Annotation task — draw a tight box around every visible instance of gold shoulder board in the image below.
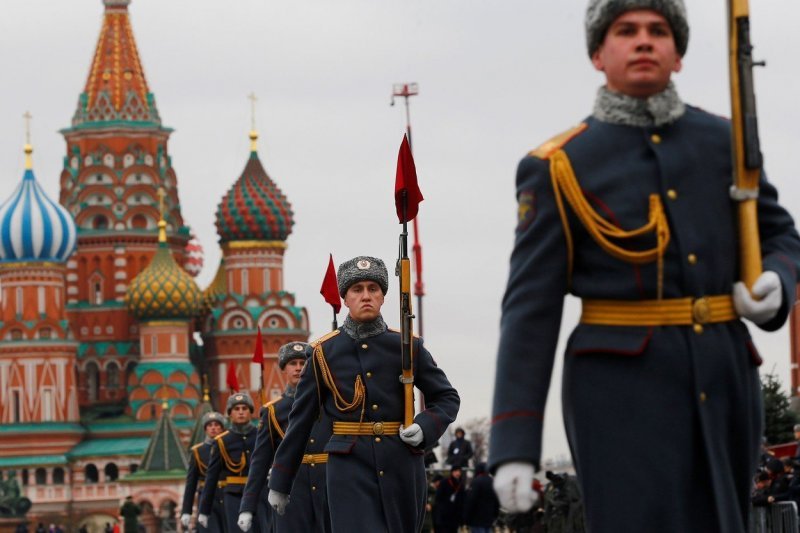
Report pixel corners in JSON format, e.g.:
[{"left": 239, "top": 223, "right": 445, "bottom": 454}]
[
  {"left": 191, "top": 442, "right": 204, "bottom": 451},
  {"left": 528, "top": 123, "right": 588, "bottom": 160},
  {"left": 311, "top": 329, "right": 341, "bottom": 347}
]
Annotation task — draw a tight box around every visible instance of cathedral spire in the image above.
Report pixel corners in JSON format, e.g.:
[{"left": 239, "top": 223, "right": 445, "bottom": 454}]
[{"left": 68, "top": 0, "right": 161, "bottom": 128}]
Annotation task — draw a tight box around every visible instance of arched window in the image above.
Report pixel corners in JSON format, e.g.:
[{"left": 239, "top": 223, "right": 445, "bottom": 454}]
[
  {"left": 84, "top": 464, "right": 99, "bottom": 483},
  {"left": 130, "top": 463, "right": 139, "bottom": 474},
  {"left": 86, "top": 362, "right": 100, "bottom": 401},
  {"left": 53, "top": 467, "right": 65, "bottom": 485},
  {"left": 93, "top": 215, "right": 108, "bottom": 230},
  {"left": 107, "top": 363, "right": 120, "bottom": 390},
  {"left": 21, "top": 469, "right": 28, "bottom": 486},
  {"left": 104, "top": 463, "right": 118, "bottom": 482},
  {"left": 131, "top": 214, "right": 148, "bottom": 229},
  {"left": 35, "top": 468, "right": 47, "bottom": 485}
]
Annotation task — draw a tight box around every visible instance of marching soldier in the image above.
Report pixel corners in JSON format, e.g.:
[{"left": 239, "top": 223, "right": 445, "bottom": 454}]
[
  {"left": 238, "top": 341, "right": 332, "bottom": 532},
  {"left": 267, "top": 256, "right": 460, "bottom": 532},
  {"left": 489, "top": 1, "right": 800, "bottom": 531},
  {"left": 198, "top": 394, "right": 258, "bottom": 533},
  {"left": 181, "top": 411, "right": 226, "bottom": 532}
]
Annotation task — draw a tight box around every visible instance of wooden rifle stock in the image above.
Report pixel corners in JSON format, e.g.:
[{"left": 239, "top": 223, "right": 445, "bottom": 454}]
[{"left": 729, "top": 0, "right": 765, "bottom": 290}]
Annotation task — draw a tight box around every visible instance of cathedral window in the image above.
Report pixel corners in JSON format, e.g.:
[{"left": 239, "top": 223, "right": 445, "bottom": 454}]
[
  {"left": 86, "top": 362, "right": 99, "bottom": 402},
  {"left": 10, "top": 329, "right": 22, "bottom": 341},
  {"left": 11, "top": 390, "right": 21, "bottom": 422},
  {"left": 34, "top": 468, "right": 46, "bottom": 485},
  {"left": 39, "top": 328, "right": 52, "bottom": 340},
  {"left": 107, "top": 363, "right": 120, "bottom": 390},
  {"left": 241, "top": 269, "right": 249, "bottom": 294},
  {"left": 84, "top": 464, "right": 98, "bottom": 484},
  {"left": 37, "top": 286, "right": 45, "bottom": 315},
  {"left": 15, "top": 287, "right": 22, "bottom": 316},
  {"left": 53, "top": 468, "right": 65, "bottom": 485},
  {"left": 92, "top": 215, "right": 108, "bottom": 230},
  {"left": 104, "top": 463, "right": 119, "bottom": 482}
]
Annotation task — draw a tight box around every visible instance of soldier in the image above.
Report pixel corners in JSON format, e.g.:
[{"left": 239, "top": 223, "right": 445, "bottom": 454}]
[
  {"left": 238, "top": 341, "right": 332, "bottom": 532},
  {"left": 267, "top": 256, "right": 460, "bottom": 532},
  {"left": 181, "top": 411, "right": 226, "bottom": 532},
  {"left": 198, "top": 393, "right": 258, "bottom": 533},
  {"left": 489, "top": 1, "right": 800, "bottom": 531}
]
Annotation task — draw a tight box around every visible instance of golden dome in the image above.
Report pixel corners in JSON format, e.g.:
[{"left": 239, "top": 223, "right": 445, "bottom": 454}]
[{"left": 201, "top": 258, "right": 227, "bottom": 315}]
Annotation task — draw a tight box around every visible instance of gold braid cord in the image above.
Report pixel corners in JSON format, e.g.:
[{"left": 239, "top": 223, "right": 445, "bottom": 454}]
[
  {"left": 268, "top": 403, "right": 285, "bottom": 440},
  {"left": 216, "top": 436, "right": 246, "bottom": 475},
  {"left": 313, "top": 344, "right": 366, "bottom": 421},
  {"left": 191, "top": 444, "right": 207, "bottom": 476},
  {"left": 550, "top": 149, "right": 671, "bottom": 299}
]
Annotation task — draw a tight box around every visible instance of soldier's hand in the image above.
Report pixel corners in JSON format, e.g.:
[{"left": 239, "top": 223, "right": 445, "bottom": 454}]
[
  {"left": 237, "top": 512, "right": 253, "bottom": 531},
  {"left": 197, "top": 514, "right": 209, "bottom": 528},
  {"left": 179, "top": 514, "right": 191, "bottom": 528},
  {"left": 494, "top": 461, "right": 537, "bottom": 513},
  {"left": 268, "top": 490, "right": 290, "bottom": 515},
  {"left": 399, "top": 423, "right": 424, "bottom": 447},
  {"left": 733, "top": 271, "right": 782, "bottom": 325}
]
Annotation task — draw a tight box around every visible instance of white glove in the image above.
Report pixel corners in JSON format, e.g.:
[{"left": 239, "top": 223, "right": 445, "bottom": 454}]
[
  {"left": 237, "top": 512, "right": 252, "bottom": 532},
  {"left": 268, "top": 490, "right": 290, "bottom": 515},
  {"left": 733, "top": 271, "right": 782, "bottom": 325},
  {"left": 399, "top": 423, "right": 424, "bottom": 447},
  {"left": 180, "top": 514, "right": 191, "bottom": 528},
  {"left": 197, "top": 514, "right": 209, "bottom": 528},
  {"left": 494, "top": 461, "right": 537, "bottom": 513}
]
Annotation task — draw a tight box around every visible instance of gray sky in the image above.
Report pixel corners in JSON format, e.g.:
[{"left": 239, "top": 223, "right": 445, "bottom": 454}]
[{"left": 1, "top": 0, "right": 798, "bottom": 462}]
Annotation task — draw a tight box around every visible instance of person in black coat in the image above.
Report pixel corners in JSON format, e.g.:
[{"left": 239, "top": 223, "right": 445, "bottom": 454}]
[
  {"left": 446, "top": 427, "right": 474, "bottom": 469},
  {"left": 463, "top": 463, "right": 500, "bottom": 533},
  {"left": 268, "top": 256, "right": 460, "bottom": 533},
  {"left": 181, "top": 411, "right": 226, "bottom": 532},
  {"left": 433, "top": 466, "right": 466, "bottom": 533}
]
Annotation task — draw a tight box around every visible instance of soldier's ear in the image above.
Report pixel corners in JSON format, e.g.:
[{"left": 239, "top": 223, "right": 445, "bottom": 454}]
[{"left": 591, "top": 48, "right": 605, "bottom": 72}]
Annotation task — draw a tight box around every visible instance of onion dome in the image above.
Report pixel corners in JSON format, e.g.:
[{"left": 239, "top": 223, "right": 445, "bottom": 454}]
[
  {"left": 0, "top": 144, "right": 76, "bottom": 263},
  {"left": 183, "top": 233, "right": 204, "bottom": 277},
  {"left": 215, "top": 131, "right": 293, "bottom": 243},
  {"left": 126, "top": 217, "right": 201, "bottom": 320},
  {"left": 201, "top": 258, "right": 227, "bottom": 315}
]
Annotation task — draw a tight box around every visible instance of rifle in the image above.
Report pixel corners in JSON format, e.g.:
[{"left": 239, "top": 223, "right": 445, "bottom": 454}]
[{"left": 728, "top": 0, "right": 766, "bottom": 290}]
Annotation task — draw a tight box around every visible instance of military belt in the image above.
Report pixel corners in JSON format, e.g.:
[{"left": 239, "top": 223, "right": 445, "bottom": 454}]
[
  {"left": 332, "top": 421, "right": 402, "bottom": 436},
  {"left": 581, "top": 295, "right": 737, "bottom": 326},
  {"left": 218, "top": 475, "right": 248, "bottom": 488},
  {"left": 301, "top": 453, "right": 329, "bottom": 465}
]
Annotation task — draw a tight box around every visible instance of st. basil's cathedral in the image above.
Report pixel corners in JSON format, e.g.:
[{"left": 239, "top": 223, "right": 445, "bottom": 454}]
[{"left": 0, "top": 0, "right": 308, "bottom": 529}]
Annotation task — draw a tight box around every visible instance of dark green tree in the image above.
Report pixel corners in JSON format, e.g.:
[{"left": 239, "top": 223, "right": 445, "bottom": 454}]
[{"left": 761, "top": 372, "right": 800, "bottom": 445}]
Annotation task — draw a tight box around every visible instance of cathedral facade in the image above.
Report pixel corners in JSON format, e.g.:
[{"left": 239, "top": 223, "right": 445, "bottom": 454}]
[{"left": 0, "top": 0, "right": 307, "bottom": 529}]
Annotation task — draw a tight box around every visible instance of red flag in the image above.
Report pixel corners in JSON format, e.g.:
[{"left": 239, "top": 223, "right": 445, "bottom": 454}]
[
  {"left": 226, "top": 362, "right": 239, "bottom": 392},
  {"left": 252, "top": 327, "right": 264, "bottom": 365},
  {"left": 320, "top": 254, "right": 341, "bottom": 313},
  {"left": 394, "top": 135, "right": 424, "bottom": 223}
]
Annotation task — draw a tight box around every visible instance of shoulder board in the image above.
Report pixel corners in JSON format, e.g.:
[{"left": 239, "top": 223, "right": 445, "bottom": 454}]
[
  {"left": 387, "top": 327, "right": 420, "bottom": 340},
  {"left": 311, "top": 329, "right": 341, "bottom": 347},
  {"left": 528, "top": 123, "right": 588, "bottom": 160},
  {"left": 264, "top": 397, "right": 281, "bottom": 408},
  {"left": 214, "top": 430, "right": 230, "bottom": 442},
  {"left": 190, "top": 442, "right": 204, "bottom": 451}
]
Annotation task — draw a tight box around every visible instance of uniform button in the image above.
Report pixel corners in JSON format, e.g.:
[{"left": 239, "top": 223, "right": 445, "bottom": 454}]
[
  {"left": 667, "top": 189, "right": 678, "bottom": 200},
  {"left": 309, "top": 438, "right": 315, "bottom": 444},
  {"left": 687, "top": 253, "right": 697, "bottom": 265},
  {"left": 375, "top": 437, "right": 382, "bottom": 443},
  {"left": 371, "top": 404, "right": 378, "bottom": 411},
  {"left": 361, "top": 343, "right": 368, "bottom": 349},
  {"left": 651, "top": 133, "right": 662, "bottom": 144},
  {"left": 693, "top": 324, "right": 704, "bottom": 335},
  {"left": 310, "top": 463, "right": 316, "bottom": 468},
  {"left": 699, "top": 392, "right": 707, "bottom": 403},
  {"left": 366, "top": 372, "right": 372, "bottom": 378},
  {"left": 312, "top": 485, "right": 317, "bottom": 491},
  {"left": 379, "top": 471, "right": 385, "bottom": 477}
]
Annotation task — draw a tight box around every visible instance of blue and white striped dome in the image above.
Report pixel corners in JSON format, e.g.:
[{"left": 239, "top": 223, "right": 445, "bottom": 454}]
[{"left": 0, "top": 164, "right": 77, "bottom": 263}]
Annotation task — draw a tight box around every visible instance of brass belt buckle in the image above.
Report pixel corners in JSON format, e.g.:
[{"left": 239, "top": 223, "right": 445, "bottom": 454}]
[
  {"left": 692, "top": 297, "right": 711, "bottom": 324},
  {"left": 372, "top": 422, "right": 384, "bottom": 436}
]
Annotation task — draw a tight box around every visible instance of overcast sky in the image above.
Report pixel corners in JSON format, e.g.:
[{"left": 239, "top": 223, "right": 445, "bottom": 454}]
[{"left": 1, "top": 1, "right": 798, "bottom": 462}]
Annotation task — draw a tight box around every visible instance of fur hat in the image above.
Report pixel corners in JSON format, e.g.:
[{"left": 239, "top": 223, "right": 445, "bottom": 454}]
[
  {"left": 278, "top": 341, "right": 311, "bottom": 370},
  {"left": 201, "top": 411, "right": 225, "bottom": 429},
  {"left": 226, "top": 392, "right": 254, "bottom": 414},
  {"left": 337, "top": 256, "right": 389, "bottom": 297},
  {"left": 585, "top": 0, "right": 689, "bottom": 57}
]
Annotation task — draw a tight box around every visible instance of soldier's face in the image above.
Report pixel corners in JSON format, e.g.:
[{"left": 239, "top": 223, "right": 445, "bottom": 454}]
[
  {"left": 591, "top": 10, "right": 682, "bottom": 98},
  {"left": 229, "top": 403, "right": 252, "bottom": 424},
  {"left": 205, "top": 420, "right": 224, "bottom": 438},
  {"left": 344, "top": 281, "right": 385, "bottom": 322},
  {"left": 283, "top": 358, "right": 305, "bottom": 387}
]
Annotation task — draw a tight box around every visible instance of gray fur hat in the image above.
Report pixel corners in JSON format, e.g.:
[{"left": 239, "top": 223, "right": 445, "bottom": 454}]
[
  {"left": 337, "top": 256, "right": 389, "bottom": 297},
  {"left": 225, "top": 392, "right": 254, "bottom": 414},
  {"left": 278, "top": 341, "right": 311, "bottom": 369},
  {"left": 585, "top": 0, "right": 689, "bottom": 57},
  {"left": 201, "top": 411, "right": 225, "bottom": 428}
]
